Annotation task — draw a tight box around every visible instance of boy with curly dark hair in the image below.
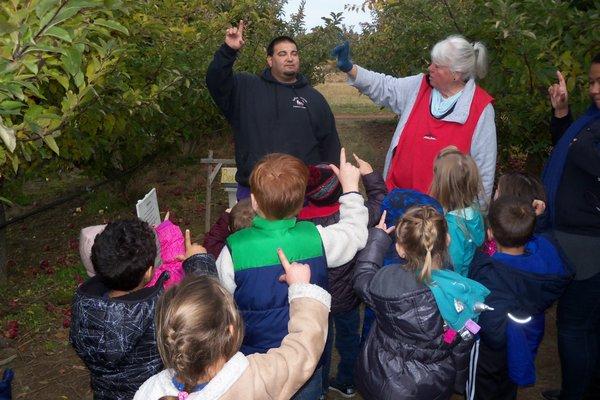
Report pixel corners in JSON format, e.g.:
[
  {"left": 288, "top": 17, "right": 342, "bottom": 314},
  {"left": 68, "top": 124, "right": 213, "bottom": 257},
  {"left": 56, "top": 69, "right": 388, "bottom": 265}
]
[{"left": 70, "top": 218, "right": 216, "bottom": 400}]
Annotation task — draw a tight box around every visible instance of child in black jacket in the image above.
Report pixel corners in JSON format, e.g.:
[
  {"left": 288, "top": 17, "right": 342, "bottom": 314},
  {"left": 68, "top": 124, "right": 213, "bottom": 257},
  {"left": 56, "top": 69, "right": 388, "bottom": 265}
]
[
  {"left": 70, "top": 219, "right": 217, "bottom": 400},
  {"left": 297, "top": 155, "right": 387, "bottom": 397}
]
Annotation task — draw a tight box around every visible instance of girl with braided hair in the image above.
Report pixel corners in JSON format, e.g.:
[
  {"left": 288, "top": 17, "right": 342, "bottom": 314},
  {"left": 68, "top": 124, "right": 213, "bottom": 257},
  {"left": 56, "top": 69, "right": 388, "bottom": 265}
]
[
  {"left": 134, "top": 248, "right": 332, "bottom": 400},
  {"left": 354, "top": 205, "right": 489, "bottom": 400}
]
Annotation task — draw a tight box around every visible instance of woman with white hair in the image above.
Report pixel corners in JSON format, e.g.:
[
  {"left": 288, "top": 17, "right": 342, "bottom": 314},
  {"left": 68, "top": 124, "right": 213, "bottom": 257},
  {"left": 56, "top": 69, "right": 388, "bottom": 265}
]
[{"left": 333, "top": 36, "right": 496, "bottom": 201}]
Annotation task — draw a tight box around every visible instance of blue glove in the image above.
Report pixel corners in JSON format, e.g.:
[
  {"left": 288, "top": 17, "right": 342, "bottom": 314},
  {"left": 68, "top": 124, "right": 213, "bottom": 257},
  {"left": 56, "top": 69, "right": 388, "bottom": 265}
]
[
  {"left": 0, "top": 369, "right": 14, "bottom": 400},
  {"left": 331, "top": 41, "right": 353, "bottom": 73}
]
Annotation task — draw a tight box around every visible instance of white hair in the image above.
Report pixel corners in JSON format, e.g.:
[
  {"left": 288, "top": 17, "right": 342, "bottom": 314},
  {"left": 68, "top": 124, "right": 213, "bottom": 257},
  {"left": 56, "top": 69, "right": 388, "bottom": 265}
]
[{"left": 430, "top": 35, "right": 488, "bottom": 81}]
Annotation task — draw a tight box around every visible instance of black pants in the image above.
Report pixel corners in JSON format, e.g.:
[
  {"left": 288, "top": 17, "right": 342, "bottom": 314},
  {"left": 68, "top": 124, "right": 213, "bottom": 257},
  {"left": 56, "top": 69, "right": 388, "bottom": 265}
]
[
  {"left": 557, "top": 272, "right": 600, "bottom": 400},
  {"left": 471, "top": 340, "right": 517, "bottom": 400}
]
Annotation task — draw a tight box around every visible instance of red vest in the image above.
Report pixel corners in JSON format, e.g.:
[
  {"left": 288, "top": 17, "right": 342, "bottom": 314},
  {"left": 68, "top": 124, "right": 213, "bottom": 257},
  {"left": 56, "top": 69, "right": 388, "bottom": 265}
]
[{"left": 385, "top": 76, "right": 493, "bottom": 193}]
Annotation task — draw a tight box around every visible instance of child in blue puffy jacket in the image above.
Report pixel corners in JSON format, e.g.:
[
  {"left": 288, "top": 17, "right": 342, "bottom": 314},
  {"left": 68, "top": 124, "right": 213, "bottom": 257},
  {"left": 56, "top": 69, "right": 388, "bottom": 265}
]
[{"left": 469, "top": 196, "right": 572, "bottom": 400}]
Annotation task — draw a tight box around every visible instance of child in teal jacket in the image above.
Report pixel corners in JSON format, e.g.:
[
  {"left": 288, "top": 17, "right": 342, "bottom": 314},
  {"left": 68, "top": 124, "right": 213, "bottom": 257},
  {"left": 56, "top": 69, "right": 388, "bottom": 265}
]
[{"left": 430, "top": 146, "right": 485, "bottom": 276}]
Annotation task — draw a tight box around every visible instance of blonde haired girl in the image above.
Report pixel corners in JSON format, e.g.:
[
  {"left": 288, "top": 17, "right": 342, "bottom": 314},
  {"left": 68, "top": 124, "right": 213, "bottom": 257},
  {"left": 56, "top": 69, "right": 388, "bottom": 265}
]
[
  {"left": 430, "top": 145, "right": 485, "bottom": 276},
  {"left": 134, "top": 249, "right": 331, "bottom": 400},
  {"left": 353, "top": 205, "right": 489, "bottom": 400},
  {"left": 395, "top": 206, "right": 449, "bottom": 282}
]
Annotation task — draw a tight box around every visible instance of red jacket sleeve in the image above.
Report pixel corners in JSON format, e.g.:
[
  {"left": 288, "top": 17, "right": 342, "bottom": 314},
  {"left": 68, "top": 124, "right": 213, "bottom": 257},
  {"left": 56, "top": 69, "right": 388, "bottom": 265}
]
[{"left": 202, "top": 211, "right": 231, "bottom": 258}]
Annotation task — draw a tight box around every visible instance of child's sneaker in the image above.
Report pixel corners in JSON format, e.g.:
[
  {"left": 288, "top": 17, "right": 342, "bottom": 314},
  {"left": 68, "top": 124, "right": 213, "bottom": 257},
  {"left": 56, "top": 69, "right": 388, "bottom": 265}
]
[{"left": 328, "top": 379, "right": 356, "bottom": 398}]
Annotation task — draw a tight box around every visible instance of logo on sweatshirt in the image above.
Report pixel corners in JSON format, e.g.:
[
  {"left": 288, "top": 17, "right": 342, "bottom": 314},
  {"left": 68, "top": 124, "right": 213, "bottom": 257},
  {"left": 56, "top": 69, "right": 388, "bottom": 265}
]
[
  {"left": 423, "top": 132, "right": 437, "bottom": 141},
  {"left": 292, "top": 96, "right": 308, "bottom": 109}
]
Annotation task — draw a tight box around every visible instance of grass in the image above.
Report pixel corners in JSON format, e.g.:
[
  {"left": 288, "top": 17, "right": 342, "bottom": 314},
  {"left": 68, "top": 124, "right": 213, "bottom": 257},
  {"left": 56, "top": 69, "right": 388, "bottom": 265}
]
[
  {"left": 0, "top": 263, "right": 84, "bottom": 334},
  {"left": 315, "top": 80, "right": 394, "bottom": 116},
  {"left": 336, "top": 118, "right": 396, "bottom": 172},
  {"left": 3, "top": 171, "right": 92, "bottom": 210},
  {"left": 83, "top": 187, "right": 129, "bottom": 217}
]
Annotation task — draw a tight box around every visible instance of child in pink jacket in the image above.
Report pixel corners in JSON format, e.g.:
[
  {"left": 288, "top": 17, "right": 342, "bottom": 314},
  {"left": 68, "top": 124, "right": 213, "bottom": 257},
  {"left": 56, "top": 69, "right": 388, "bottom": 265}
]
[{"left": 79, "top": 214, "right": 186, "bottom": 289}]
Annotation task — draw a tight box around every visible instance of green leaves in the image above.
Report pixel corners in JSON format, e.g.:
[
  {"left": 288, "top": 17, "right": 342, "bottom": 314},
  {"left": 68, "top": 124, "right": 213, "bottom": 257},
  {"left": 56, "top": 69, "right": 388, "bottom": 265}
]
[
  {"left": 0, "top": 117, "right": 16, "bottom": 153},
  {"left": 49, "top": 1, "right": 100, "bottom": 29},
  {"left": 35, "top": 0, "right": 60, "bottom": 19},
  {"left": 61, "top": 47, "right": 82, "bottom": 76},
  {"left": 0, "top": 0, "right": 128, "bottom": 176},
  {"left": 0, "top": 101, "right": 23, "bottom": 111},
  {"left": 0, "top": 16, "right": 18, "bottom": 35},
  {"left": 43, "top": 26, "right": 72, "bottom": 42},
  {"left": 93, "top": 19, "right": 129, "bottom": 35},
  {"left": 43, "top": 134, "right": 60, "bottom": 155},
  {"left": 0, "top": 0, "right": 289, "bottom": 182}
]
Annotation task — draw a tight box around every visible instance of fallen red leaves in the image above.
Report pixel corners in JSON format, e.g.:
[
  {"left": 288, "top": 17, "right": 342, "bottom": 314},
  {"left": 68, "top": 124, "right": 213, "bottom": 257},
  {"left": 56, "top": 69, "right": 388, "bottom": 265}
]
[{"left": 4, "top": 320, "right": 19, "bottom": 339}]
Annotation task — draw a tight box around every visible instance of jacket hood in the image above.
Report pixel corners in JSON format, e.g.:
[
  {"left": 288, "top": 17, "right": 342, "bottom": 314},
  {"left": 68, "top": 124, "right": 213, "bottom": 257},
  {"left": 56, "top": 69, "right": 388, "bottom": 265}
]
[
  {"left": 447, "top": 207, "right": 484, "bottom": 236},
  {"left": 260, "top": 68, "right": 308, "bottom": 88},
  {"left": 70, "top": 273, "right": 166, "bottom": 366},
  {"left": 470, "top": 235, "right": 573, "bottom": 315}
]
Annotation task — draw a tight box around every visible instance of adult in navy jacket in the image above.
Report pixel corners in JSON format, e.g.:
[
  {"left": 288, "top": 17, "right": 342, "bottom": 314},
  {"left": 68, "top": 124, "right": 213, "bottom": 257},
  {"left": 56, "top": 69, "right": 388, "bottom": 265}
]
[
  {"left": 542, "top": 54, "right": 600, "bottom": 400},
  {"left": 206, "top": 21, "right": 341, "bottom": 198}
]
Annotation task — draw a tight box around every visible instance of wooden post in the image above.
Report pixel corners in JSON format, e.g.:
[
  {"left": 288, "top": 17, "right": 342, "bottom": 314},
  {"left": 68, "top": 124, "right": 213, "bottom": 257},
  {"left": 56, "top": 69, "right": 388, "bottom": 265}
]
[
  {"left": 205, "top": 150, "right": 213, "bottom": 233},
  {"left": 200, "top": 152, "right": 236, "bottom": 233}
]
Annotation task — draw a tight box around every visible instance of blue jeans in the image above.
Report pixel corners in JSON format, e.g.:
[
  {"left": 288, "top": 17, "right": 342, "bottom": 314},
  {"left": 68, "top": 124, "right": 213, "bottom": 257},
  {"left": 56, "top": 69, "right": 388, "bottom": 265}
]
[
  {"left": 322, "top": 317, "right": 334, "bottom": 393},
  {"left": 236, "top": 184, "right": 251, "bottom": 201},
  {"left": 322, "top": 307, "right": 361, "bottom": 391},
  {"left": 293, "top": 366, "right": 323, "bottom": 400},
  {"left": 557, "top": 271, "right": 600, "bottom": 400}
]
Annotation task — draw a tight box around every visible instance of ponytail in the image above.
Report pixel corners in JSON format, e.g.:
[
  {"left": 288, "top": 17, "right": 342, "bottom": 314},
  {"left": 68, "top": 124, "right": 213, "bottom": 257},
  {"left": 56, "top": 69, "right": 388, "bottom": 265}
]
[
  {"left": 419, "top": 217, "right": 437, "bottom": 282},
  {"left": 472, "top": 41, "right": 488, "bottom": 79},
  {"left": 396, "top": 206, "right": 448, "bottom": 282}
]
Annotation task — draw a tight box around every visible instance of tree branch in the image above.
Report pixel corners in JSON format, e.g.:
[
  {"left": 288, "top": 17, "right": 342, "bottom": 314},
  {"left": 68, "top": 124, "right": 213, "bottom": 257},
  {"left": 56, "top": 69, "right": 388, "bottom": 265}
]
[
  {"left": 13, "top": 0, "right": 69, "bottom": 60},
  {"left": 440, "top": 0, "right": 463, "bottom": 34},
  {"left": 522, "top": 52, "right": 534, "bottom": 94}
]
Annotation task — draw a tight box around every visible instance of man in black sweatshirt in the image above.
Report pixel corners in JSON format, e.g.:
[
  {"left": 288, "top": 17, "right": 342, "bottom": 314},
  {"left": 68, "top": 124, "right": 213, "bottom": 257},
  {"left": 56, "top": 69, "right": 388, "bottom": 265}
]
[{"left": 206, "top": 21, "right": 341, "bottom": 199}]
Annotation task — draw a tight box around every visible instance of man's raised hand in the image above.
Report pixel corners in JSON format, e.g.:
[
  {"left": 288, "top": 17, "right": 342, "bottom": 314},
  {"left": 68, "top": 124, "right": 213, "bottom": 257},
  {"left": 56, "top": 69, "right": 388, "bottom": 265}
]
[
  {"left": 225, "top": 20, "right": 245, "bottom": 50},
  {"left": 548, "top": 70, "right": 569, "bottom": 117},
  {"left": 277, "top": 248, "right": 311, "bottom": 285}
]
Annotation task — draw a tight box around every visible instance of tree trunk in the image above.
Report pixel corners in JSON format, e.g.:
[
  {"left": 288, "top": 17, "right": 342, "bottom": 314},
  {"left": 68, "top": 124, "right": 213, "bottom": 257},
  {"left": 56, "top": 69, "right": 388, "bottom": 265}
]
[{"left": 0, "top": 202, "right": 6, "bottom": 284}]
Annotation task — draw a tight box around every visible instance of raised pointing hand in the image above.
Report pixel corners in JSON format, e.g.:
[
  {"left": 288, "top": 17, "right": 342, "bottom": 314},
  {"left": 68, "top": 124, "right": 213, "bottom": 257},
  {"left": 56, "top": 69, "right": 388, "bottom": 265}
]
[
  {"left": 176, "top": 229, "right": 207, "bottom": 261},
  {"left": 225, "top": 20, "right": 245, "bottom": 50},
  {"left": 277, "top": 248, "right": 311, "bottom": 285},
  {"left": 329, "top": 148, "right": 360, "bottom": 193},
  {"left": 353, "top": 153, "right": 373, "bottom": 176},
  {"left": 548, "top": 70, "right": 569, "bottom": 117},
  {"left": 376, "top": 210, "right": 395, "bottom": 234}
]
